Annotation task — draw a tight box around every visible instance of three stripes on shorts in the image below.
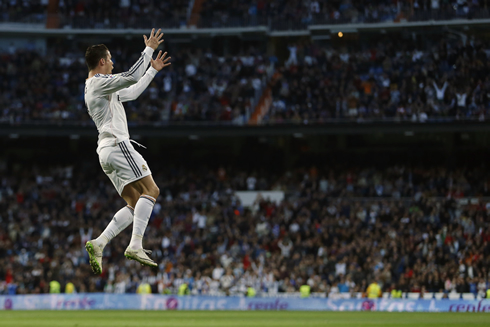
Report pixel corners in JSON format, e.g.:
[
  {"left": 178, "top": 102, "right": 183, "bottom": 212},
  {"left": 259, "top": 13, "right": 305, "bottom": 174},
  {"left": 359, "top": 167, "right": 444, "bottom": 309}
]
[{"left": 119, "top": 142, "right": 142, "bottom": 177}]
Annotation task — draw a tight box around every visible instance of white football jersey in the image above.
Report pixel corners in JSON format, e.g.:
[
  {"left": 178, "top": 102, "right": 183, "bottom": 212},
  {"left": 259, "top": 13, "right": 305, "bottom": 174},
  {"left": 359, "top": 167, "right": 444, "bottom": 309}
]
[{"left": 84, "top": 47, "right": 156, "bottom": 154}]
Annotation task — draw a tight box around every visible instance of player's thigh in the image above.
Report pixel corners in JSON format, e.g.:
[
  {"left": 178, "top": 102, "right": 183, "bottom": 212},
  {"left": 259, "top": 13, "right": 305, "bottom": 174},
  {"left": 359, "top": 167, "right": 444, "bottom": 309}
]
[
  {"left": 99, "top": 141, "right": 155, "bottom": 199},
  {"left": 99, "top": 146, "right": 127, "bottom": 196},
  {"left": 128, "top": 174, "right": 159, "bottom": 198},
  {"left": 115, "top": 140, "right": 158, "bottom": 197},
  {"left": 115, "top": 140, "right": 151, "bottom": 182}
]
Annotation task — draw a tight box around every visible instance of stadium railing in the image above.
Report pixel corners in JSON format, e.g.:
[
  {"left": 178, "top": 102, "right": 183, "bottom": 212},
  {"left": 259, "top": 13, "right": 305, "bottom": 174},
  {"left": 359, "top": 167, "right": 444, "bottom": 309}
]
[
  {"left": 2, "top": 121, "right": 490, "bottom": 138},
  {"left": 1, "top": 116, "right": 489, "bottom": 127}
]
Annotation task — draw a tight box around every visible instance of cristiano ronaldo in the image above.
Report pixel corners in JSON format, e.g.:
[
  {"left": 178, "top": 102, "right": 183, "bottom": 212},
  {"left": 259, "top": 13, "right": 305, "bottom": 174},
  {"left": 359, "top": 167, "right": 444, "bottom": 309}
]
[{"left": 83, "top": 28, "right": 170, "bottom": 274}]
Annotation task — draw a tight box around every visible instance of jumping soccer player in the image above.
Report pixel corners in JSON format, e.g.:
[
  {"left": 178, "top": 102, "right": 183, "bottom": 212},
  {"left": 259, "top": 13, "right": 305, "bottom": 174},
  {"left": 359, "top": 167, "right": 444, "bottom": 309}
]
[{"left": 83, "top": 28, "right": 171, "bottom": 274}]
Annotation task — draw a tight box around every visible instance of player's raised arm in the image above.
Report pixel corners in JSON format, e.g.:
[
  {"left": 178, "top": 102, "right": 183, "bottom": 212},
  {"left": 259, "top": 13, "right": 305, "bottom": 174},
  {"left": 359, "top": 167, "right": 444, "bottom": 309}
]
[
  {"left": 118, "top": 51, "right": 171, "bottom": 103},
  {"left": 91, "top": 29, "right": 165, "bottom": 96}
]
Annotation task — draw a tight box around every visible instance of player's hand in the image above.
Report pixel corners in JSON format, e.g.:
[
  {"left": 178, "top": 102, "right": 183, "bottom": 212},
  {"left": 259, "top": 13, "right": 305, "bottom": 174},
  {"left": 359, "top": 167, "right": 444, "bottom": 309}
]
[
  {"left": 143, "top": 28, "right": 164, "bottom": 50},
  {"left": 151, "top": 51, "right": 171, "bottom": 71}
]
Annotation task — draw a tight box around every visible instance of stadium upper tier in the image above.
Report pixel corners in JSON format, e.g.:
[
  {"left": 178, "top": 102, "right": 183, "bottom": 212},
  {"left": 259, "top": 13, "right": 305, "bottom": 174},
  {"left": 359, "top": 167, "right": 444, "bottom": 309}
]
[
  {"left": 266, "top": 37, "right": 490, "bottom": 124},
  {"left": 198, "top": 0, "right": 489, "bottom": 30},
  {"left": 0, "top": 45, "right": 268, "bottom": 125},
  {"left": 0, "top": 163, "right": 489, "bottom": 296},
  {"left": 1, "top": 0, "right": 489, "bottom": 30},
  {"left": 0, "top": 35, "right": 489, "bottom": 125}
]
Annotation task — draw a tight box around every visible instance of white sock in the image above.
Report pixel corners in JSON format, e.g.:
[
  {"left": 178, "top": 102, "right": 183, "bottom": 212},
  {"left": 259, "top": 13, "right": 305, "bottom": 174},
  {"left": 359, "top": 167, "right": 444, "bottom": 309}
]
[
  {"left": 129, "top": 195, "right": 155, "bottom": 250},
  {"left": 96, "top": 205, "right": 134, "bottom": 248}
]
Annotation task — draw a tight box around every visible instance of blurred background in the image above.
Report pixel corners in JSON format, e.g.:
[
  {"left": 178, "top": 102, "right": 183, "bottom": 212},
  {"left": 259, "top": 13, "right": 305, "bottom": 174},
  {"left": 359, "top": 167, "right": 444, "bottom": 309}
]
[{"left": 0, "top": 0, "right": 490, "bottom": 302}]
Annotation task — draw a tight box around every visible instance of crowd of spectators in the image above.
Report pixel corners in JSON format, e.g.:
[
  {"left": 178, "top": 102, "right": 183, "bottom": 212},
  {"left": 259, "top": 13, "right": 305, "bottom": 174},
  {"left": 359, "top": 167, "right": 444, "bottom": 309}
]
[
  {"left": 0, "top": 0, "right": 48, "bottom": 23},
  {"left": 199, "top": 0, "right": 488, "bottom": 29},
  {"left": 57, "top": 0, "right": 190, "bottom": 29},
  {"left": 2, "top": 35, "right": 490, "bottom": 125},
  {"left": 149, "top": 47, "right": 269, "bottom": 123},
  {"left": 0, "top": 161, "right": 489, "bottom": 297},
  {"left": 0, "top": 0, "right": 190, "bottom": 28},
  {"left": 0, "top": 44, "right": 269, "bottom": 124},
  {"left": 267, "top": 36, "right": 490, "bottom": 123},
  {"left": 1, "top": 0, "right": 488, "bottom": 29}
]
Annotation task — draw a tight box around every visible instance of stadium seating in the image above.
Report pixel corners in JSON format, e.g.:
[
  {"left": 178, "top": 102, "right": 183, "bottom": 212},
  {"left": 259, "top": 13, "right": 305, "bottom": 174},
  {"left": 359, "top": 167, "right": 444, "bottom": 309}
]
[
  {"left": 0, "top": 0, "right": 47, "bottom": 24},
  {"left": 3, "top": 0, "right": 488, "bottom": 29},
  {"left": 1, "top": 3, "right": 490, "bottom": 300},
  {"left": 1, "top": 34, "right": 489, "bottom": 124},
  {"left": 199, "top": 0, "right": 490, "bottom": 29},
  {"left": 0, "top": 0, "right": 191, "bottom": 28},
  {"left": 267, "top": 37, "right": 490, "bottom": 123},
  {"left": 0, "top": 162, "right": 489, "bottom": 296},
  {"left": 0, "top": 46, "right": 268, "bottom": 124}
]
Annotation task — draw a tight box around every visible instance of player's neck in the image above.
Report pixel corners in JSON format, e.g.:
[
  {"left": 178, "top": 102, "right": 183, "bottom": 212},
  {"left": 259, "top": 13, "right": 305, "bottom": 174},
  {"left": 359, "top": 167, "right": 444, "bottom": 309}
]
[{"left": 88, "top": 68, "right": 106, "bottom": 79}]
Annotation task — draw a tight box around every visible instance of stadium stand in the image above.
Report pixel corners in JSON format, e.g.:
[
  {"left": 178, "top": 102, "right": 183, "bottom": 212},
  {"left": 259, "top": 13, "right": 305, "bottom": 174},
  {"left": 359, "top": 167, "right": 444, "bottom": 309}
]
[
  {"left": 56, "top": 0, "right": 191, "bottom": 29},
  {"left": 0, "top": 45, "right": 269, "bottom": 124},
  {"left": 0, "top": 0, "right": 191, "bottom": 27},
  {"left": 0, "top": 161, "right": 489, "bottom": 297},
  {"left": 198, "top": 0, "right": 490, "bottom": 29},
  {"left": 1, "top": 35, "right": 489, "bottom": 124},
  {"left": 1, "top": 0, "right": 489, "bottom": 29},
  {"left": 267, "top": 36, "right": 490, "bottom": 123},
  {"left": 1, "top": 0, "right": 490, "bottom": 309},
  {"left": 0, "top": 0, "right": 48, "bottom": 24}
]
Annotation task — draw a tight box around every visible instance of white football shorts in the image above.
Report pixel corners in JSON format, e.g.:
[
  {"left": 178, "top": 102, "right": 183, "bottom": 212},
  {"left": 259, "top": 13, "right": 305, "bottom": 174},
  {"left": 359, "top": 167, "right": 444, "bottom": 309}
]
[{"left": 98, "top": 139, "right": 152, "bottom": 195}]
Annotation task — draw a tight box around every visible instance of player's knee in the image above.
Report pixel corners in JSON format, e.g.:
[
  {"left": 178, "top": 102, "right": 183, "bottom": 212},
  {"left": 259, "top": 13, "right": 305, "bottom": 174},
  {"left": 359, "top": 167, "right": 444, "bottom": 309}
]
[{"left": 148, "top": 185, "right": 159, "bottom": 199}]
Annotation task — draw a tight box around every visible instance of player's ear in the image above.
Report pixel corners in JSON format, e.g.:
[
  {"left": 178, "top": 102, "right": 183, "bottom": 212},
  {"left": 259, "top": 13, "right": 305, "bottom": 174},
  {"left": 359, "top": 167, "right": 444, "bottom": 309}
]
[{"left": 100, "top": 58, "right": 105, "bottom": 66}]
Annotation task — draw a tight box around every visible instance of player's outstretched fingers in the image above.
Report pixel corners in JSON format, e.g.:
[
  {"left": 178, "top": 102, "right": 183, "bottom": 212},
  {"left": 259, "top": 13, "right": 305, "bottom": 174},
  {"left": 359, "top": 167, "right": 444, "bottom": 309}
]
[
  {"left": 150, "top": 28, "right": 155, "bottom": 38},
  {"left": 154, "top": 29, "right": 161, "bottom": 41},
  {"left": 143, "top": 35, "right": 148, "bottom": 43}
]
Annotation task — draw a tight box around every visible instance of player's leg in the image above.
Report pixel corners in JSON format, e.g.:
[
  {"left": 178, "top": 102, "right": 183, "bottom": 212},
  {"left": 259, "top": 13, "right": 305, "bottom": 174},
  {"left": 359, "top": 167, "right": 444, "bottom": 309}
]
[
  {"left": 85, "top": 187, "right": 139, "bottom": 275},
  {"left": 96, "top": 185, "right": 140, "bottom": 246},
  {"left": 123, "top": 175, "right": 159, "bottom": 267},
  {"left": 89, "top": 139, "right": 158, "bottom": 268},
  {"left": 127, "top": 174, "right": 159, "bottom": 248},
  {"left": 86, "top": 143, "right": 143, "bottom": 275}
]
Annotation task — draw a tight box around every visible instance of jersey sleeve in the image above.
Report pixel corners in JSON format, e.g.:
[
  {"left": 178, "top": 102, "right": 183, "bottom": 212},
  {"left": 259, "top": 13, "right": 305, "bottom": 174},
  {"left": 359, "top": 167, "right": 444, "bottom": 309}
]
[
  {"left": 94, "top": 47, "right": 154, "bottom": 96},
  {"left": 118, "top": 67, "right": 158, "bottom": 102}
]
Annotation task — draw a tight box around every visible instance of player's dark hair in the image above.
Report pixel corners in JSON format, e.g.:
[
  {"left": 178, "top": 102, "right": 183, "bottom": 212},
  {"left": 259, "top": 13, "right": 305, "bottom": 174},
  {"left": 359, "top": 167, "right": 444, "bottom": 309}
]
[{"left": 85, "top": 44, "right": 109, "bottom": 71}]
